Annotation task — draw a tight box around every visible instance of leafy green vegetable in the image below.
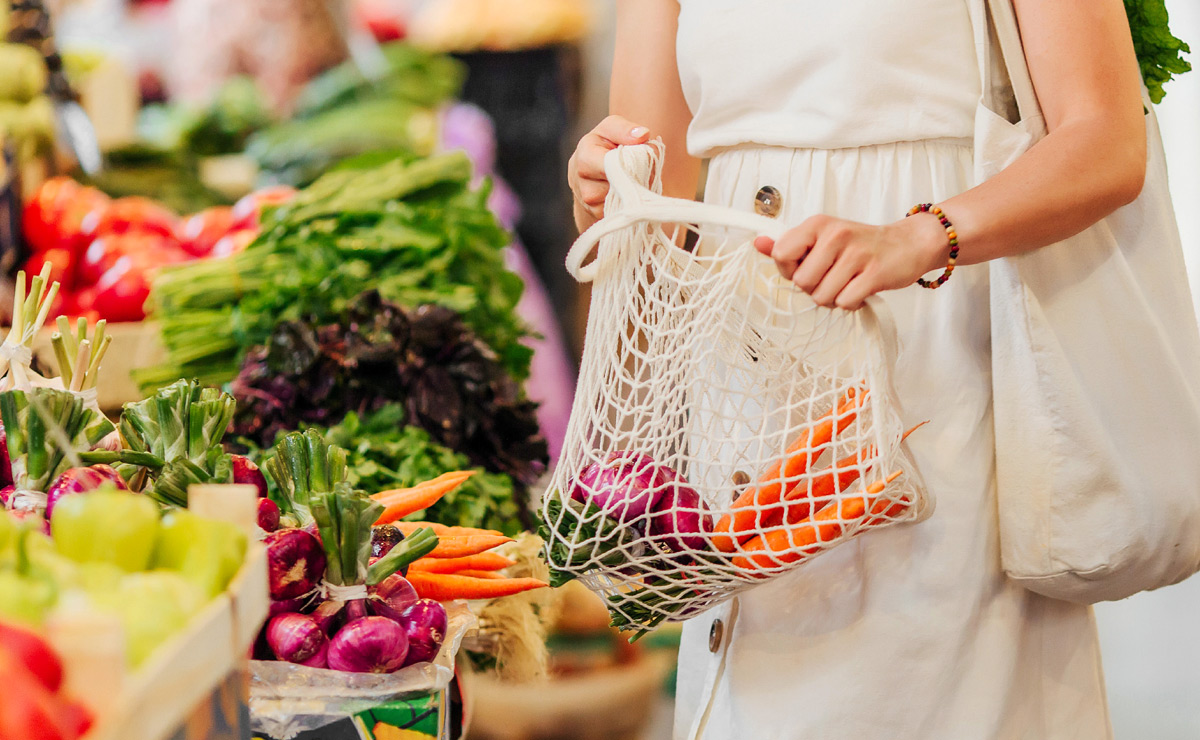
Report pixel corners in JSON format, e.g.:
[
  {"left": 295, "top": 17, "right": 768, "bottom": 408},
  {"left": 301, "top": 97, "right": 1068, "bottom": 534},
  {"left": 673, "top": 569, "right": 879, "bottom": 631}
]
[
  {"left": 1127, "top": 0, "right": 1192, "bottom": 103},
  {"left": 138, "top": 151, "right": 532, "bottom": 390}
]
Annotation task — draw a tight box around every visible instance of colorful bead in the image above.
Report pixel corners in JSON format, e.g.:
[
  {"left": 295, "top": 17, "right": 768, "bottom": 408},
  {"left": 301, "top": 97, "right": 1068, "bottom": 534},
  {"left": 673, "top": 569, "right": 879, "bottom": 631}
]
[{"left": 905, "top": 202, "right": 959, "bottom": 290}]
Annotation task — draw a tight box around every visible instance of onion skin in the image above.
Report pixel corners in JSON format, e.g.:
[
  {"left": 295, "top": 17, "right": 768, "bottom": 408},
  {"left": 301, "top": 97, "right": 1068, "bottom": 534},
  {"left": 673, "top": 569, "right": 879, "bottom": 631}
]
[
  {"left": 368, "top": 574, "right": 419, "bottom": 623},
  {"left": 45, "top": 466, "right": 127, "bottom": 521},
  {"left": 266, "top": 613, "right": 328, "bottom": 664},
  {"left": 92, "top": 430, "right": 122, "bottom": 452},
  {"left": 650, "top": 482, "right": 711, "bottom": 553},
  {"left": 0, "top": 485, "right": 13, "bottom": 508},
  {"left": 371, "top": 525, "right": 404, "bottom": 560},
  {"left": 398, "top": 599, "right": 447, "bottom": 666},
  {"left": 311, "top": 599, "right": 345, "bottom": 635},
  {"left": 327, "top": 616, "right": 409, "bottom": 673},
  {"left": 263, "top": 529, "right": 326, "bottom": 600},
  {"left": 569, "top": 452, "right": 677, "bottom": 525},
  {"left": 298, "top": 642, "right": 329, "bottom": 668},
  {"left": 231, "top": 455, "right": 269, "bottom": 498},
  {"left": 267, "top": 596, "right": 308, "bottom": 619},
  {"left": 257, "top": 498, "right": 281, "bottom": 533}
]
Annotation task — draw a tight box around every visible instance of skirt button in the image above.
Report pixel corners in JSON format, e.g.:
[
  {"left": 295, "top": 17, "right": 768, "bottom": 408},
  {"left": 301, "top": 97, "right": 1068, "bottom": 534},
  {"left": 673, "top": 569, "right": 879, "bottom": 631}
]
[
  {"left": 709, "top": 618, "right": 725, "bottom": 652},
  {"left": 754, "top": 186, "right": 782, "bottom": 218}
]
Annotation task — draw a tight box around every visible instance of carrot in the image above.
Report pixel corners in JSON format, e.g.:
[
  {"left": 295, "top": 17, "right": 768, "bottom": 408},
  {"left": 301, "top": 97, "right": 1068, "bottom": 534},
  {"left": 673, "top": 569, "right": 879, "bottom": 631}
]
[
  {"left": 732, "top": 471, "right": 904, "bottom": 571},
  {"left": 406, "top": 571, "right": 547, "bottom": 601},
  {"left": 426, "top": 533, "right": 514, "bottom": 559},
  {"left": 392, "top": 522, "right": 505, "bottom": 538},
  {"left": 372, "top": 471, "right": 475, "bottom": 525},
  {"left": 454, "top": 569, "right": 507, "bottom": 580},
  {"left": 781, "top": 421, "right": 928, "bottom": 525},
  {"left": 712, "top": 387, "right": 866, "bottom": 552},
  {"left": 409, "top": 552, "right": 516, "bottom": 574}
]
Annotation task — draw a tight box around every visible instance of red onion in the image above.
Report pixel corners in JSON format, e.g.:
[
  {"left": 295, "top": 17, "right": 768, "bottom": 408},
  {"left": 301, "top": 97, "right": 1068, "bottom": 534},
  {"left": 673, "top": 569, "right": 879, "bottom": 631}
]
[
  {"left": 650, "top": 482, "right": 712, "bottom": 553},
  {"left": 311, "top": 599, "right": 346, "bottom": 635},
  {"left": 0, "top": 421, "right": 11, "bottom": 488},
  {"left": 45, "top": 466, "right": 127, "bottom": 520},
  {"left": 266, "top": 613, "right": 327, "bottom": 664},
  {"left": 368, "top": 574, "right": 419, "bottom": 623},
  {"left": 231, "top": 455, "right": 269, "bottom": 498},
  {"left": 569, "top": 452, "right": 677, "bottom": 525},
  {"left": 327, "top": 616, "right": 409, "bottom": 673},
  {"left": 298, "top": 642, "right": 329, "bottom": 668},
  {"left": 257, "top": 498, "right": 281, "bottom": 533},
  {"left": 264, "top": 529, "right": 326, "bottom": 600},
  {"left": 92, "top": 430, "right": 122, "bottom": 452},
  {"left": 0, "top": 485, "right": 13, "bottom": 508},
  {"left": 398, "top": 599, "right": 447, "bottom": 666},
  {"left": 267, "top": 595, "right": 309, "bottom": 619},
  {"left": 371, "top": 525, "right": 404, "bottom": 559}
]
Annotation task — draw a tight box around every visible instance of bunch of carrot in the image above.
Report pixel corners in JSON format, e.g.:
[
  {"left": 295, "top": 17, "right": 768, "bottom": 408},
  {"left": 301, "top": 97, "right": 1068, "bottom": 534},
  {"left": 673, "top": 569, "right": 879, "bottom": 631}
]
[
  {"left": 710, "top": 386, "right": 923, "bottom": 573},
  {"left": 370, "top": 472, "right": 548, "bottom": 601}
]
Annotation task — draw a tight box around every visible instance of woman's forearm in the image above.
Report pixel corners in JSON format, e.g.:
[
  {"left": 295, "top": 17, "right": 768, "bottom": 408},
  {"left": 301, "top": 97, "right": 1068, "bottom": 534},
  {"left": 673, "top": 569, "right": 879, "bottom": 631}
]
[{"left": 941, "top": 113, "right": 1146, "bottom": 266}]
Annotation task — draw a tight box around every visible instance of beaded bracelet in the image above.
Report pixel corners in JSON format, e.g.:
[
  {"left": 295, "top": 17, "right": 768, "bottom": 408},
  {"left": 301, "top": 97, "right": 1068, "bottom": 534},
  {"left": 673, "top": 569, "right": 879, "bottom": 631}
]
[{"left": 906, "top": 203, "right": 959, "bottom": 289}]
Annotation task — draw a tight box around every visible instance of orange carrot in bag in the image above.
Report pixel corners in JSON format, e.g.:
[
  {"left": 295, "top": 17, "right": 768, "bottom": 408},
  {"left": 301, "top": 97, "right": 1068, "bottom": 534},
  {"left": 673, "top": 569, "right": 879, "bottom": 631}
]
[
  {"left": 732, "top": 471, "right": 904, "bottom": 571},
  {"left": 712, "top": 388, "right": 865, "bottom": 552},
  {"left": 408, "top": 552, "right": 516, "bottom": 574},
  {"left": 781, "top": 421, "right": 927, "bottom": 525}
]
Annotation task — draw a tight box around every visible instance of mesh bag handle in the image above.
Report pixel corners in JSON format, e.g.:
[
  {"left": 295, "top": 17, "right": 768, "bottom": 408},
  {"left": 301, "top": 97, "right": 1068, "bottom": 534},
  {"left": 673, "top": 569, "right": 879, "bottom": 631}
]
[{"left": 545, "top": 142, "right": 929, "bottom": 635}]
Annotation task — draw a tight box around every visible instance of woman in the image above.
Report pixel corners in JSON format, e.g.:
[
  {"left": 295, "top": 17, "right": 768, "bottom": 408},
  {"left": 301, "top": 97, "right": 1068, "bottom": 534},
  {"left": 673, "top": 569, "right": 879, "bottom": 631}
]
[{"left": 568, "top": 1, "right": 1147, "bottom": 738}]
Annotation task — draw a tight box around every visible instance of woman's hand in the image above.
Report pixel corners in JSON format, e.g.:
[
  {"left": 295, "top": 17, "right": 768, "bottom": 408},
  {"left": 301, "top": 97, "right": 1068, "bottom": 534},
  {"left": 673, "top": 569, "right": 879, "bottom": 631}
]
[
  {"left": 754, "top": 214, "right": 950, "bottom": 310},
  {"left": 568, "top": 116, "right": 652, "bottom": 231}
]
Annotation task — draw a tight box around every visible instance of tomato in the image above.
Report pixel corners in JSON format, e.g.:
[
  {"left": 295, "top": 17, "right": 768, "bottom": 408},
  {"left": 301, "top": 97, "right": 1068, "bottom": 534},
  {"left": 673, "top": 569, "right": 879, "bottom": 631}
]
[
  {"left": 22, "top": 178, "right": 79, "bottom": 254},
  {"left": 22, "top": 247, "right": 76, "bottom": 292},
  {"left": 231, "top": 186, "right": 296, "bottom": 231},
  {"left": 210, "top": 228, "right": 257, "bottom": 258},
  {"left": 356, "top": 0, "right": 406, "bottom": 42},
  {"left": 80, "top": 197, "right": 178, "bottom": 240},
  {"left": 91, "top": 257, "right": 152, "bottom": 322},
  {"left": 77, "top": 231, "right": 181, "bottom": 287},
  {"left": 177, "top": 206, "right": 235, "bottom": 258}
]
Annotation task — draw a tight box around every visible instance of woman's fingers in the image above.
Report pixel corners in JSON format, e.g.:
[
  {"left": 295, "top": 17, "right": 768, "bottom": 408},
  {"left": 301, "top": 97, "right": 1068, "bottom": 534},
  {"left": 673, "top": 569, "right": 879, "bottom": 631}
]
[
  {"left": 809, "top": 252, "right": 865, "bottom": 308},
  {"left": 592, "top": 115, "right": 652, "bottom": 147},
  {"left": 570, "top": 116, "right": 652, "bottom": 222},
  {"left": 834, "top": 273, "right": 876, "bottom": 311},
  {"left": 769, "top": 217, "right": 824, "bottom": 281}
]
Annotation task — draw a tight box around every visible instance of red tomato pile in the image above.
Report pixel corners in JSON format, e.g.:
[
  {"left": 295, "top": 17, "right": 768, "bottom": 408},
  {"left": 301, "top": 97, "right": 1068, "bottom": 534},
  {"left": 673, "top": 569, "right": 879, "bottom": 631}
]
[
  {"left": 0, "top": 621, "right": 92, "bottom": 740},
  {"left": 21, "top": 178, "right": 296, "bottom": 323}
]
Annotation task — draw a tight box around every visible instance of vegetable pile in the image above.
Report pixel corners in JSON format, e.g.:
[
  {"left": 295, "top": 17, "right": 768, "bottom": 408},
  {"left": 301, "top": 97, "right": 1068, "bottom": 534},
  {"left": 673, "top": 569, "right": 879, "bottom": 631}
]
[
  {"left": 138, "top": 151, "right": 531, "bottom": 390},
  {"left": 255, "top": 430, "right": 547, "bottom": 673},
  {"left": 543, "top": 386, "right": 923, "bottom": 635}
]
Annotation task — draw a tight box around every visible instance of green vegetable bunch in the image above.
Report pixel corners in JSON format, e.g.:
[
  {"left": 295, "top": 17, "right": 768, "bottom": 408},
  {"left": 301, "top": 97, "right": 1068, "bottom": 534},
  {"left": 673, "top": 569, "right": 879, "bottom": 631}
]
[
  {"left": 137, "top": 151, "right": 531, "bottom": 391},
  {"left": 1127, "top": 0, "right": 1192, "bottom": 103}
]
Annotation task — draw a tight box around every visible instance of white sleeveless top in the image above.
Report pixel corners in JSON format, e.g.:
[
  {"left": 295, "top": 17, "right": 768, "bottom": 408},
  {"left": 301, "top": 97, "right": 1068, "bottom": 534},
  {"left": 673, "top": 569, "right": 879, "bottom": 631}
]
[{"left": 676, "top": 0, "right": 980, "bottom": 157}]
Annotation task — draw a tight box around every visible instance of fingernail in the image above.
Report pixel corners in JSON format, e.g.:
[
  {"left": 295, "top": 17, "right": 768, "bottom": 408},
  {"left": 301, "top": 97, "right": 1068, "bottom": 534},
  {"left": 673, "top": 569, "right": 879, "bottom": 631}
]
[{"left": 630, "top": 127, "right": 648, "bottom": 138}]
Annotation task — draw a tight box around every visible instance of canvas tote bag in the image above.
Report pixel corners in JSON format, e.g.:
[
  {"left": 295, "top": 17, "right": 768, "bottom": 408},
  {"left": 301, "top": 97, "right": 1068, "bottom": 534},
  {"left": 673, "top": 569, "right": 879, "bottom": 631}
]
[{"left": 978, "top": 0, "right": 1200, "bottom": 602}]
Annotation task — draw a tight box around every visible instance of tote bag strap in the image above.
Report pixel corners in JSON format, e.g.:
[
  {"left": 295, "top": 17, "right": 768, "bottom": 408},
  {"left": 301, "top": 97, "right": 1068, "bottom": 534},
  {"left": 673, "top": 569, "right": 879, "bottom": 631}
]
[{"left": 985, "top": 0, "right": 1044, "bottom": 128}]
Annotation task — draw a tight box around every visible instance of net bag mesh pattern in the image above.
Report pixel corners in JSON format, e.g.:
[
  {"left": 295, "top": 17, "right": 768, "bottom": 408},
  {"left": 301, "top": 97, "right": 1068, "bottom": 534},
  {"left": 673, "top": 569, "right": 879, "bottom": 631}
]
[{"left": 541, "top": 143, "right": 931, "bottom": 633}]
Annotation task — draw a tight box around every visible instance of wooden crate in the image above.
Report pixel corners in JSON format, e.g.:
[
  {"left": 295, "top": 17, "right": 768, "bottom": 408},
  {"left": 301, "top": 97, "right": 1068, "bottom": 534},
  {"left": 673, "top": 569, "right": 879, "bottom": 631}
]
[{"left": 28, "top": 320, "right": 166, "bottom": 410}]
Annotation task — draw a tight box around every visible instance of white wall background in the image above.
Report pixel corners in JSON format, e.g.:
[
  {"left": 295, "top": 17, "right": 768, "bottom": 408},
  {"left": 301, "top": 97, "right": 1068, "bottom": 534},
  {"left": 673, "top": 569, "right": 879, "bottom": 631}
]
[
  {"left": 580, "top": 3, "right": 1200, "bottom": 736},
  {"left": 1094, "top": 3, "right": 1200, "bottom": 738}
]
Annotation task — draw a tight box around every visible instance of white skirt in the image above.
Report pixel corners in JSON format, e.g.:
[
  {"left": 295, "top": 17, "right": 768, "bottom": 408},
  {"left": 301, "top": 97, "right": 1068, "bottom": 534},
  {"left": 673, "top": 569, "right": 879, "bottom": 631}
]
[{"left": 674, "top": 140, "right": 1112, "bottom": 740}]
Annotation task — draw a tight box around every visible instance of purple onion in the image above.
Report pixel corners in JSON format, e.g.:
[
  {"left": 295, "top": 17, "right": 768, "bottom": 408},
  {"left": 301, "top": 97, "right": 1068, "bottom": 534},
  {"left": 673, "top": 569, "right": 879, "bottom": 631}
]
[
  {"left": 369, "top": 574, "right": 419, "bottom": 622},
  {"left": 371, "top": 525, "right": 404, "bottom": 559},
  {"left": 298, "top": 642, "right": 328, "bottom": 668},
  {"left": 266, "top": 613, "right": 328, "bottom": 664},
  {"left": 231, "top": 455, "right": 269, "bottom": 498},
  {"left": 0, "top": 485, "right": 13, "bottom": 508},
  {"left": 0, "top": 422, "right": 11, "bottom": 488},
  {"left": 650, "top": 482, "right": 712, "bottom": 553},
  {"left": 92, "top": 430, "right": 122, "bottom": 452},
  {"left": 267, "top": 595, "right": 309, "bottom": 619},
  {"left": 398, "top": 599, "right": 447, "bottom": 666},
  {"left": 45, "top": 466, "right": 127, "bottom": 520},
  {"left": 327, "top": 616, "right": 409, "bottom": 673},
  {"left": 258, "top": 498, "right": 281, "bottom": 533},
  {"left": 264, "top": 529, "right": 326, "bottom": 600},
  {"left": 569, "top": 452, "right": 677, "bottom": 525},
  {"left": 311, "top": 599, "right": 346, "bottom": 635}
]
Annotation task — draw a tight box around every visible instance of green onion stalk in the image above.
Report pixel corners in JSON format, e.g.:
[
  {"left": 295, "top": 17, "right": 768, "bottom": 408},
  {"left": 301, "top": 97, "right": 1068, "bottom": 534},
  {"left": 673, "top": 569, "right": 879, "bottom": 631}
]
[
  {"left": 262, "top": 429, "right": 350, "bottom": 529},
  {"left": 1, "top": 265, "right": 61, "bottom": 391}
]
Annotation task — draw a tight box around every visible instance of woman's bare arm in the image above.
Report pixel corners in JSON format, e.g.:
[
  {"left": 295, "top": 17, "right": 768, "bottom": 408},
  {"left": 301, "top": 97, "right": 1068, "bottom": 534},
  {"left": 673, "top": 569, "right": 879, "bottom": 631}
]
[
  {"left": 759, "top": 0, "right": 1148, "bottom": 309},
  {"left": 569, "top": 0, "right": 700, "bottom": 233}
]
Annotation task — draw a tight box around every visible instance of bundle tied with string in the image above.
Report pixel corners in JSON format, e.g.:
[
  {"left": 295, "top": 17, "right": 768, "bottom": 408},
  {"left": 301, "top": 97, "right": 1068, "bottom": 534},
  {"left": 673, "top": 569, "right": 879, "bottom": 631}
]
[{"left": 541, "top": 142, "right": 932, "bottom": 634}]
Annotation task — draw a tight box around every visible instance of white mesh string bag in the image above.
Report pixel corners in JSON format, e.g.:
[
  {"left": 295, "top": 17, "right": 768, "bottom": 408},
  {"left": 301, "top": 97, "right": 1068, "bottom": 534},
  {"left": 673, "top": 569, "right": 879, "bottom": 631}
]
[{"left": 542, "top": 142, "right": 931, "bottom": 634}]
